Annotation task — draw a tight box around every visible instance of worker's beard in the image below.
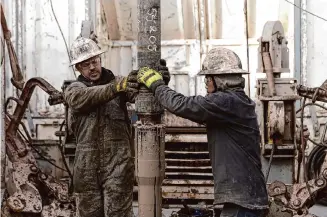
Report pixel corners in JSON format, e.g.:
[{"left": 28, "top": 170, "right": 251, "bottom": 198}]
[
  {"left": 213, "top": 75, "right": 245, "bottom": 91},
  {"left": 87, "top": 69, "right": 102, "bottom": 81},
  {"left": 77, "top": 67, "right": 115, "bottom": 87}
]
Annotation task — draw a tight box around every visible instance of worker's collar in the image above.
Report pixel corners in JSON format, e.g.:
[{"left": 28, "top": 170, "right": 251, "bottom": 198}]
[
  {"left": 77, "top": 67, "right": 115, "bottom": 87},
  {"left": 213, "top": 75, "right": 245, "bottom": 91}
]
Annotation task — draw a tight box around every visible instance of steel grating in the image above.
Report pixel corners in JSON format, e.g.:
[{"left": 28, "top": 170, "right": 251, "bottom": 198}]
[{"left": 161, "top": 133, "right": 214, "bottom": 204}]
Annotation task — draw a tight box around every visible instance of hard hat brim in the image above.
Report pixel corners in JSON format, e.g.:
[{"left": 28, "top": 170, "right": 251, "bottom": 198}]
[
  {"left": 69, "top": 49, "right": 107, "bottom": 66},
  {"left": 198, "top": 68, "right": 250, "bottom": 75}
]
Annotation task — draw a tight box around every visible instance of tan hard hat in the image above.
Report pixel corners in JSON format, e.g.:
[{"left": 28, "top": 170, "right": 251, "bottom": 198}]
[
  {"left": 198, "top": 47, "right": 249, "bottom": 75},
  {"left": 69, "top": 37, "right": 106, "bottom": 66}
]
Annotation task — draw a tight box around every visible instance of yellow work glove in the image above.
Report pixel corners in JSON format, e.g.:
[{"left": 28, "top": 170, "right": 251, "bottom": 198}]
[
  {"left": 137, "top": 67, "right": 164, "bottom": 90},
  {"left": 114, "top": 70, "right": 140, "bottom": 93},
  {"left": 115, "top": 76, "right": 128, "bottom": 92}
]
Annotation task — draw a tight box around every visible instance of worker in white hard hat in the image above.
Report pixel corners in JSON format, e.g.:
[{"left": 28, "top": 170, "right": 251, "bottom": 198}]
[
  {"left": 137, "top": 47, "right": 269, "bottom": 217},
  {"left": 63, "top": 36, "right": 139, "bottom": 217}
]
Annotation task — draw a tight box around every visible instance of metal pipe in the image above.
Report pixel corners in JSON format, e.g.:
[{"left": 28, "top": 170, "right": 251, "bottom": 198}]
[
  {"left": 262, "top": 51, "right": 276, "bottom": 96},
  {"left": 1, "top": 15, "right": 6, "bottom": 201},
  {"left": 135, "top": 1, "right": 165, "bottom": 216},
  {"left": 244, "top": 0, "right": 250, "bottom": 96},
  {"left": 294, "top": 0, "right": 302, "bottom": 83},
  {"left": 135, "top": 125, "right": 165, "bottom": 217},
  {"left": 198, "top": 0, "right": 206, "bottom": 65},
  {"left": 294, "top": 0, "right": 302, "bottom": 110},
  {"left": 165, "top": 134, "right": 207, "bottom": 143},
  {"left": 301, "top": 0, "right": 307, "bottom": 87},
  {"left": 297, "top": 85, "right": 327, "bottom": 103},
  {"left": 0, "top": 3, "right": 24, "bottom": 90}
]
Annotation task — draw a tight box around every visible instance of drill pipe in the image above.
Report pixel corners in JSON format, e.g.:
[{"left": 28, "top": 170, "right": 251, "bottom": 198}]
[
  {"left": 135, "top": 0, "right": 165, "bottom": 216},
  {"left": 135, "top": 124, "right": 165, "bottom": 217}
]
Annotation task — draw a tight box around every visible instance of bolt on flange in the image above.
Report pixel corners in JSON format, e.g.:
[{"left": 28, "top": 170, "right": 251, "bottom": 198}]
[
  {"left": 274, "top": 187, "right": 281, "bottom": 194},
  {"left": 315, "top": 179, "right": 325, "bottom": 187},
  {"left": 292, "top": 199, "right": 301, "bottom": 207},
  {"left": 34, "top": 204, "right": 41, "bottom": 211}
]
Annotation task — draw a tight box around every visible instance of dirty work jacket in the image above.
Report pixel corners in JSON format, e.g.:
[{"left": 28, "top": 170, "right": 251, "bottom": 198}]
[
  {"left": 63, "top": 68, "right": 134, "bottom": 217},
  {"left": 152, "top": 84, "right": 269, "bottom": 210}
]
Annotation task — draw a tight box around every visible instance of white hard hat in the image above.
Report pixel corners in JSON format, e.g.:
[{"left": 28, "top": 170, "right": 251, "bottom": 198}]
[
  {"left": 198, "top": 47, "right": 249, "bottom": 75},
  {"left": 69, "top": 37, "right": 106, "bottom": 66}
]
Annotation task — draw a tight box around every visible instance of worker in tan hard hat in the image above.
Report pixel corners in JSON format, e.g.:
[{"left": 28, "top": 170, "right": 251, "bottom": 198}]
[
  {"left": 63, "top": 37, "right": 139, "bottom": 217},
  {"left": 137, "top": 47, "right": 269, "bottom": 217}
]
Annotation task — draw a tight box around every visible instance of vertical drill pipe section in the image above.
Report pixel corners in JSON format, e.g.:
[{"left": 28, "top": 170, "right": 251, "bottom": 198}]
[
  {"left": 136, "top": 1, "right": 165, "bottom": 217},
  {"left": 136, "top": 0, "right": 163, "bottom": 117},
  {"left": 135, "top": 125, "right": 165, "bottom": 217},
  {"left": 137, "top": 0, "right": 161, "bottom": 69}
]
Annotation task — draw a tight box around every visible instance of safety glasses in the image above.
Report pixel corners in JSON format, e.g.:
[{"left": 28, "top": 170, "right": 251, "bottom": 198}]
[
  {"left": 79, "top": 57, "right": 101, "bottom": 70},
  {"left": 204, "top": 76, "right": 213, "bottom": 84}
]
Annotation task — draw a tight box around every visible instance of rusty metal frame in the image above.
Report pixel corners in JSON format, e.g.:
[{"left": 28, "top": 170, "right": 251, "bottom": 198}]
[
  {"left": 5, "top": 78, "right": 63, "bottom": 160},
  {"left": 2, "top": 77, "right": 75, "bottom": 217},
  {"left": 268, "top": 169, "right": 327, "bottom": 217},
  {"left": 267, "top": 80, "right": 327, "bottom": 216}
]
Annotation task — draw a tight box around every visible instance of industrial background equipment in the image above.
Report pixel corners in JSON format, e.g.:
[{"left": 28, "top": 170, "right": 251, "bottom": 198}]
[
  {"left": 255, "top": 21, "right": 301, "bottom": 191},
  {"left": 255, "top": 20, "right": 327, "bottom": 217}
]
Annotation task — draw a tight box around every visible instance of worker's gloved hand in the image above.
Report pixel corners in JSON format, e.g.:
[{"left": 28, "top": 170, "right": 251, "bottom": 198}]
[
  {"left": 114, "top": 76, "right": 128, "bottom": 93},
  {"left": 137, "top": 67, "right": 165, "bottom": 91},
  {"left": 114, "top": 71, "right": 139, "bottom": 94},
  {"left": 125, "top": 70, "right": 140, "bottom": 102},
  {"left": 126, "top": 70, "right": 139, "bottom": 89},
  {"left": 157, "top": 59, "right": 170, "bottom": 85}
]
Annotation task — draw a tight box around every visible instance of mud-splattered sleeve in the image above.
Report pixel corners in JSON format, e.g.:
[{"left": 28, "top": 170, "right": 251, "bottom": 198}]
[
  {"left": 64, "top": 81, "right": 118, "bottom": 112},
  {"left": 153, "top": 85, "right": 229, "bottom": 124}
]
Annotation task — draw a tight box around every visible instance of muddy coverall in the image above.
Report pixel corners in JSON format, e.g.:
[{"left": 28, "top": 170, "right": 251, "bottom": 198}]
[
  {"left": 150, "top": 84, "right": 269, "bottom": 214},
  {"left": 64, "top": 68, "right": 134, "bottom": 217}
]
